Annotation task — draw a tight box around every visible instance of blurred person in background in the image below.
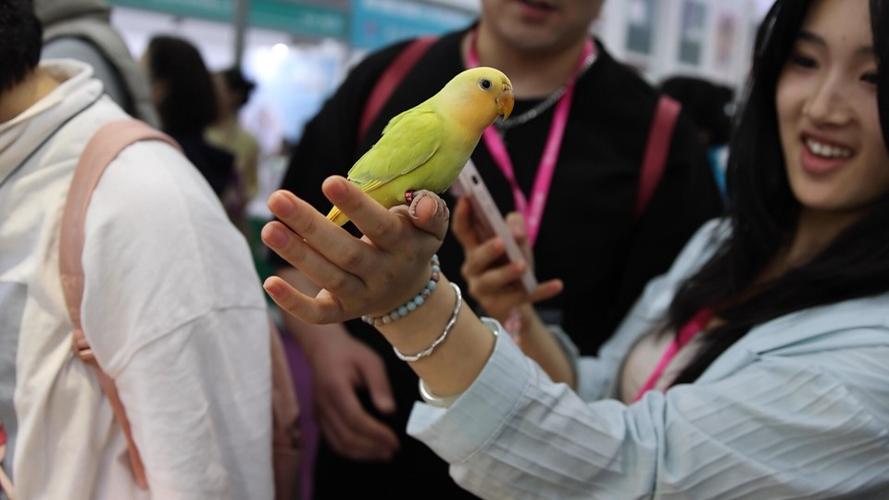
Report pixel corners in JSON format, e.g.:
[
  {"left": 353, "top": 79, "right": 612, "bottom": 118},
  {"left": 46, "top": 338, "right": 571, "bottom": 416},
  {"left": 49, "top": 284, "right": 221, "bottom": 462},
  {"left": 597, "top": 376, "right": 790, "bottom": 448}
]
[
  {"left": 263, "top": 0, "right": 889, "bottom": 496},
  {"left": 661, "top": 75, "right": 736, "bottom": 196},
  {"left": 35, "top": 0, "right": 158, "bottom": 126},
  {"left": 270, "top": 0, "right": 722, "bottom": 497},
  {"left": 207, "top": 67, "right": 261, "bottom": 207},
  {"left": 0, "top": 1, "right": 273, "bottom": 497},
  {"left": 143, "top": 35, "right": 242, "bottom": 217}
]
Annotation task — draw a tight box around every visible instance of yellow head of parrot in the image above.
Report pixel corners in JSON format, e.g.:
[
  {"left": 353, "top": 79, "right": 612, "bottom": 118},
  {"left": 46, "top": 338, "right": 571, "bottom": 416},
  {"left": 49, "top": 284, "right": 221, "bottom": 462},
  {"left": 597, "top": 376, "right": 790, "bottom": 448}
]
[{"left": 442, "top": 66, "right": 514, "bottom": 125}]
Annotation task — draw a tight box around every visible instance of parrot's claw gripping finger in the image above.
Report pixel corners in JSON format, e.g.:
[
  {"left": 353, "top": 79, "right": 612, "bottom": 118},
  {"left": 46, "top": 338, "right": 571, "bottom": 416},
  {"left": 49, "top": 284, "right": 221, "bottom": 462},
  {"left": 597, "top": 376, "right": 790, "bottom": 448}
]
[
  {"left": 404, "top": 190, "right": 416, "bottom": 205},
  {"left": 408, "top": 190, "right": 448, "bottom": 219}
]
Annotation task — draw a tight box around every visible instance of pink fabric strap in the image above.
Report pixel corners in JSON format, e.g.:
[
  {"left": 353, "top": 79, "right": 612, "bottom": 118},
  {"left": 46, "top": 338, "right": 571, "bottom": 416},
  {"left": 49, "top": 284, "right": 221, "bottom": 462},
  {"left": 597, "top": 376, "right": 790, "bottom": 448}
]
[
  {"left": 358, "top": 36, "right": 438, "bottom": 145},
  {"left": 633, "top": 308, "right": 713, "bottom": 402},
  {"left": 635, "top": 95, "right": 682, "bottom": 218},
  {"left": 59, "top": 119, "right": 180, "bottom": 490},
  {"left": 468, "top": 31, "right": 595, "bottom": 247}
]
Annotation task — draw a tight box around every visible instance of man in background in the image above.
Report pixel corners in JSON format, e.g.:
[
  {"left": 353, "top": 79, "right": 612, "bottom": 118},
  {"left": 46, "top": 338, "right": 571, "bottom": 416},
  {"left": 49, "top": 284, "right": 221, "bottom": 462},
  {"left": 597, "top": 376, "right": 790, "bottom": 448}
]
[{"left": 35, "top": 0, "right": 158, "bottom": 125}]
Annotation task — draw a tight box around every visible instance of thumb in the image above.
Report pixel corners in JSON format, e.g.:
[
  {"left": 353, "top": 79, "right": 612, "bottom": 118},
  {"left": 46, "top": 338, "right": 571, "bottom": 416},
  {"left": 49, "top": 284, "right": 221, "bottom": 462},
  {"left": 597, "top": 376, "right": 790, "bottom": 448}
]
[
  {"left": 408, "top": 190, "right": 450, "bottom": 241},
  {"left": 356, "top": 354, "right": 396, "bottom": 414}
]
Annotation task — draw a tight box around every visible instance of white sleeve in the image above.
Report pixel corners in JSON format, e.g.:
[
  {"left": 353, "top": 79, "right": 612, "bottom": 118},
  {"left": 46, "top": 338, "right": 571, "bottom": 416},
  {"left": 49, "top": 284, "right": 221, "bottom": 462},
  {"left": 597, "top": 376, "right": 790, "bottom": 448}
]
[
  {"left": 408, "top": 328, "right": 889, "bottom": 499},
  {"left": 81, "top": 141, "right": 273, "bottom": 499}
]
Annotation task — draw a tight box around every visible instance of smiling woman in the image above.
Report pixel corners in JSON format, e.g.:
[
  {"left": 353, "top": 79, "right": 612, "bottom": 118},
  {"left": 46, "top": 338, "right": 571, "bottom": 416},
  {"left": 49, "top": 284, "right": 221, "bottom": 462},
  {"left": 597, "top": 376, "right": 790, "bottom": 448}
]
[
  {"left": 667, "top": 0, "right": 889, "bottom": 386},
  {"left": 778, "top": 0, "right": 889, "bottom": 219}
]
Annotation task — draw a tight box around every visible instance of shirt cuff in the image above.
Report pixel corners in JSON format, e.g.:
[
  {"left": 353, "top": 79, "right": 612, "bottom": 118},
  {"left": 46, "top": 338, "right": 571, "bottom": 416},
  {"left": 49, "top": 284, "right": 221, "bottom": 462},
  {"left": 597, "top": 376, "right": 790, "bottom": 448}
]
[{"left": 407, "top": 318, "right": 532, "bottom": 464}]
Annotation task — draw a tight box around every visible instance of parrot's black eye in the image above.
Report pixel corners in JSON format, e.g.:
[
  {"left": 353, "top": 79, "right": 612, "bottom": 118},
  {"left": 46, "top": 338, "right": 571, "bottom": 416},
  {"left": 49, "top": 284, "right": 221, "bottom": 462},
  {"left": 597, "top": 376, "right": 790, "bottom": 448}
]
[{"left": 479, "top": 78, "right": 492, "bottom": 90}]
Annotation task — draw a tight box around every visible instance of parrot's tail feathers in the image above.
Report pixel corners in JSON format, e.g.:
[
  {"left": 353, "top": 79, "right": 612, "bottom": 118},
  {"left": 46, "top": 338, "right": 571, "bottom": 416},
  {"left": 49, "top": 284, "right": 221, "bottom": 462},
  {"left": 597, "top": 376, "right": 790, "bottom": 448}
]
[{"left": 326, "top": 206, "right": 350, "bottom": 226}]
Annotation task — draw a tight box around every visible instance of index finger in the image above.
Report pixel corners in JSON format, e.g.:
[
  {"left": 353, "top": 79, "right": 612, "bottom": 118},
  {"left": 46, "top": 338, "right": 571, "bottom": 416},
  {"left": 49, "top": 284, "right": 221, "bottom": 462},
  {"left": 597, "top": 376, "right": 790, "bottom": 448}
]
[
  {"left": 451, "top": 197, "right": 483, "bottom": 249},
  {"left": 321, "top": 176, "right": 403, "bottom": 250}
]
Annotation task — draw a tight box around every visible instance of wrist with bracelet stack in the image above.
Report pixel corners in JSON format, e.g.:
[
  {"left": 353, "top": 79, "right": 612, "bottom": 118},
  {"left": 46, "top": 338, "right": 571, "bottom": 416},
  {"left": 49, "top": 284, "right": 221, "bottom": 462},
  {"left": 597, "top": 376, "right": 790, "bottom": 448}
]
[
  {"left": 361, "top": 254, "right": 441, "bottom": 327},
  {"left": 362, "top": 254, "right": 463, "bottom": 364}
]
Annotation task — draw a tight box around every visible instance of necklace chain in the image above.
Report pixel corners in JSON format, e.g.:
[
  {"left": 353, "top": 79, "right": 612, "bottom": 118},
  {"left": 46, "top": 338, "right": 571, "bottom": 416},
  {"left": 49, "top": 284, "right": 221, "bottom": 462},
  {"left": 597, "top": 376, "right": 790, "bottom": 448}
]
[
  {"left": 494, "top": 52, "right": 597, "bottom": 132},
  {"left": 496, "top": 87, "right": 567, "bottom": 131}
]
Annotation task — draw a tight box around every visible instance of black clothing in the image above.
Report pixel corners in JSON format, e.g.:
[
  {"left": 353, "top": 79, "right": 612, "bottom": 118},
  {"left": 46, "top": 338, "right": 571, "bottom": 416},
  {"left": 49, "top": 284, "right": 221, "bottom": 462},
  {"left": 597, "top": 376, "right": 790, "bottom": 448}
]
[
  {"left": 172, "top": 133, "right": 236, "bottom": 197},
  {"left": 275, "top": 29, "right": 722, "bottom": 499}
]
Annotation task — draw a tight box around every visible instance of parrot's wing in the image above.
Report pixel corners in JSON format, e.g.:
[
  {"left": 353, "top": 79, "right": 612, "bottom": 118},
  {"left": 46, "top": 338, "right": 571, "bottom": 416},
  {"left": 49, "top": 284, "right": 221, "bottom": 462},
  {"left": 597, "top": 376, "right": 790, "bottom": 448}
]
[
  {"left": 380, "top": 106, "right": 412, "bottom": 136},
  {"left": 347, "top": 107, "right": 442, "bottom": 187}
]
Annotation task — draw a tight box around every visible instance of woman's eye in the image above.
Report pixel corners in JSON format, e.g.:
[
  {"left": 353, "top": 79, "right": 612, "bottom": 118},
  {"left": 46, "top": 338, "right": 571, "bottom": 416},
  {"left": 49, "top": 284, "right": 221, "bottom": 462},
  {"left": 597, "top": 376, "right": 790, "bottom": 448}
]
[
  {"left": 789, "top": 52, "right": 817, "bottom": 69},
  {"left": 479, "top": 79, "right": 492, "bottom": 90},
  {"left": 861, "top": 71, "right": 879, "bottom": 85}
]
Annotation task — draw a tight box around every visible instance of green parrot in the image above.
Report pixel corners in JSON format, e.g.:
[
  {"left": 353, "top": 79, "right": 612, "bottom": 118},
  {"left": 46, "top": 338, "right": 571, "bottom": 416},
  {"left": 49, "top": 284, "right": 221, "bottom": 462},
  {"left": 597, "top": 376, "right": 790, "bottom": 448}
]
[{"left": 326, "top": 66, "right": 514, "bottom": 226}]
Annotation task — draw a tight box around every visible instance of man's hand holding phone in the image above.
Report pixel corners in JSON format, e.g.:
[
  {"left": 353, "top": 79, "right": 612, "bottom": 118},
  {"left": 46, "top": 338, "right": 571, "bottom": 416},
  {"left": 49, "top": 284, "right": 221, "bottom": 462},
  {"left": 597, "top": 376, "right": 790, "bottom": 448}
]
[{"left": 451, "top": 161, "right": 563, "bottom": 325}]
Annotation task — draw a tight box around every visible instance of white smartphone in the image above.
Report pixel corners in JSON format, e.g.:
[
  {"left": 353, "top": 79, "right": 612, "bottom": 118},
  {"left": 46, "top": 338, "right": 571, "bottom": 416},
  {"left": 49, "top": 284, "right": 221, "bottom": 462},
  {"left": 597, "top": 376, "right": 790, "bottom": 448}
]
[{"left": 451, "top": 160, "right": 538, "bottom": 295}]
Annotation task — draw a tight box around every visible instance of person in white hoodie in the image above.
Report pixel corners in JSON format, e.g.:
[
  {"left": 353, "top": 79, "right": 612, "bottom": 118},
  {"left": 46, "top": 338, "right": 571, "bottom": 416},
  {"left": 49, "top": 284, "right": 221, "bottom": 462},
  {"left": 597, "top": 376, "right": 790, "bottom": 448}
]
[{"left": 0, "top": 1, "right": 274, "bottom": 498}]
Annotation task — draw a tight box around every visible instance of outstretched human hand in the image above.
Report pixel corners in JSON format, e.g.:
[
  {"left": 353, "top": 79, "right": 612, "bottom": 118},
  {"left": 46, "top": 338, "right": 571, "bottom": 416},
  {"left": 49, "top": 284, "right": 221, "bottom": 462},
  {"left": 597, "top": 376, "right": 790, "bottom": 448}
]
[
  {"left": 262, "top": 176, "right": 450, "bottom": 324},
  {"left": 305, "top": 327, "right": 400, "bottom": 461},
  {"left": 451, "top": 197, "right": 562, "bottom": 323}
]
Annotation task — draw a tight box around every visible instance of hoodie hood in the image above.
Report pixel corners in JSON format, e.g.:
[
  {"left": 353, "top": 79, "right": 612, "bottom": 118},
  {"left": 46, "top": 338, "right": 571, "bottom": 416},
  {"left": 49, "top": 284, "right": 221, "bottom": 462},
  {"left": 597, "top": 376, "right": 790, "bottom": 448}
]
[
  {"left": 34, "top": 0, "right": 111, "bottom": 26},
  {"left": 0, "top": 60, "right": 104, "bottom": 186}
]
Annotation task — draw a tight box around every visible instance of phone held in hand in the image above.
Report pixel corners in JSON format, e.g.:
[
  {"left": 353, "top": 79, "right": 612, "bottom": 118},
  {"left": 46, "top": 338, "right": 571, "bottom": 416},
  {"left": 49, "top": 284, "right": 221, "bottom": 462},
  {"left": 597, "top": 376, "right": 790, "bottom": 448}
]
[{"left": 452, "top": 160, "right": 538, "bottom": 294}]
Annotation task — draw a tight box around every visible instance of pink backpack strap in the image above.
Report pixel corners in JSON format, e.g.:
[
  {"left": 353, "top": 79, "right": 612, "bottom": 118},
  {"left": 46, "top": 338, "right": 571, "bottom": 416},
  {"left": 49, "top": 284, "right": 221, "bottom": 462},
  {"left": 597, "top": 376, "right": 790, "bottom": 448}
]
[
  {"left": 358, "top": 36, "right": 437, "bottom": 145},
  {"left": 635, "top": 95, "right": 682, "bottom": 218},
  {"left": 59, "top": 119, "right": 180, "bottom": 490}
]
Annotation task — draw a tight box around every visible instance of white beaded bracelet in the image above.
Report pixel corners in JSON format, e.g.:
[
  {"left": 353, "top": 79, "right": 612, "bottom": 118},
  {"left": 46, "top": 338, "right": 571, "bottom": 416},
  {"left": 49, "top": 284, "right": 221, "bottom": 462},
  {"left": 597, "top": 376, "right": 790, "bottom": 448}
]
[
  {"left": 392, "top": 282, "right": 462, "bottom": 363},
  {"left": 361, "top": 255, "right": 440, "bottom": 327}
]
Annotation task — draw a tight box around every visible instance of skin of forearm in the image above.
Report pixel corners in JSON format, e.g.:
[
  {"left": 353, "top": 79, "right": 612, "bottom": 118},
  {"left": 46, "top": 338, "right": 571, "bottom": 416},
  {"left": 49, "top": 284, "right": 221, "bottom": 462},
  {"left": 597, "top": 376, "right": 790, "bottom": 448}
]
[
  {"left": 515, "top": 305, "right": 576, "bottom": 388},
  {"left": 376, "top": 276, "right": 496, "bottom": 397}
]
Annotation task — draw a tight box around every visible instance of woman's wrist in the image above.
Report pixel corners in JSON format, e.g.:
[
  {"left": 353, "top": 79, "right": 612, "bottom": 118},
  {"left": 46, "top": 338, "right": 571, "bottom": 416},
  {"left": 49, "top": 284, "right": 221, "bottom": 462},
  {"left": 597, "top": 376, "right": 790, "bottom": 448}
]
[
  {"left": 363, "top": 255, "right": 441, "bottom": 326},
  {"left": 377, "top": 276, "right": 497, "bottom": 397},
  {"left": 517, "top": 303, "right": 547, "bottom": 338},
  {"left": 376, "top": 274, "right": 457, "bottom": 354}
]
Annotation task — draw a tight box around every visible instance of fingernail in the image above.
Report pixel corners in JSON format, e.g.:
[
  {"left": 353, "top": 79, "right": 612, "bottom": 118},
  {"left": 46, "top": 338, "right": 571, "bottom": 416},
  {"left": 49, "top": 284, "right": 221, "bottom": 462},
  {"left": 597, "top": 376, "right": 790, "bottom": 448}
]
[
  {"left": 262, "top": 225, "right": 289, "bottom": 248},
  {"left": 263, "top": 278, "right": 284, "bottom": 297},
  {"left": 409, "top": 191, "right": 435, "bottom": 218},
  {"left": 270, "top": 192, "right": 295, "bottom": 217},
  {"left": 378, "top": 397, "right": 395, "bottom": 414}
]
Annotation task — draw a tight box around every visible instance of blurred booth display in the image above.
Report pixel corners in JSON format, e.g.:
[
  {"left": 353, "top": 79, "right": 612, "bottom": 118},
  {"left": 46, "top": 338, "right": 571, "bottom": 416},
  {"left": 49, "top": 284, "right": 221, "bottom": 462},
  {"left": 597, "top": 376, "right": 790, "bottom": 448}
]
[
  {"left": 240, "top": 40, "right": 345, "bottom": 154},
  {"left": 349, "top": 0, "right": 472, "bottom": 51},
  {"left": 626, "top": 0, "right": 657, "bottom": 56},
  {"left": 714, "top": 11, "right": 738, "bottom": 70},
  {"left": 109, "top": 0, "right": 347, "bottom": 38},
  {"left": 678, "top": 0, "right": 707, "bottom": 65}
]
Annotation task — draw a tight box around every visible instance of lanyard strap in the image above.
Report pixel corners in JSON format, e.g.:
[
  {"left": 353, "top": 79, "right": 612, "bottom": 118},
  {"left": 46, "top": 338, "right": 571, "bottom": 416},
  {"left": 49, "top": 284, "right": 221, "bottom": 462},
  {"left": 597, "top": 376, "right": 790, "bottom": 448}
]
[
  {"left": 467, "top": 31, "right": 595, "bottom": 246},
  {"left": 633, "top": 308, "right": 714, "bottom": 402}
]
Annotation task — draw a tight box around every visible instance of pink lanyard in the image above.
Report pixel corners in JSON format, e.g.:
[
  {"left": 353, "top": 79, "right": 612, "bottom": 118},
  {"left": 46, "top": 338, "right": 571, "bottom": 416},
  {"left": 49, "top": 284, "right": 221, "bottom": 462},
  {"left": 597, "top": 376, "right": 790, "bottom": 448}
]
[
  {"left": 467, "top": 32, "right": 595, "bottom": 246},
  {"left": 632, "top": 308, "right": 714, "bottom": 402}
]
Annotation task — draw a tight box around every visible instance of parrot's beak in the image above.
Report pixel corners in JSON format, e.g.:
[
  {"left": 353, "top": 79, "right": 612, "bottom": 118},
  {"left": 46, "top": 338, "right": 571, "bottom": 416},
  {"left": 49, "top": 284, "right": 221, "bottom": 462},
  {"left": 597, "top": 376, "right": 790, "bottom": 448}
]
[{"left": 497, "top": 83, "right": 514, "bottom": 120}]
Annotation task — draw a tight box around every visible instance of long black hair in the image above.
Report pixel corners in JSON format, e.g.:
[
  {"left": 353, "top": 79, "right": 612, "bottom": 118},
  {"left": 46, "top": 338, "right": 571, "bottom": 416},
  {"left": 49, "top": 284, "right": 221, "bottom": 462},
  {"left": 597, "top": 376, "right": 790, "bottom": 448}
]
[
  {"left": 145, "top": 35, "right": 218, "bottom": 136},
  {"left": 670, "top": 0, "right": 889, "bottom": 385}
]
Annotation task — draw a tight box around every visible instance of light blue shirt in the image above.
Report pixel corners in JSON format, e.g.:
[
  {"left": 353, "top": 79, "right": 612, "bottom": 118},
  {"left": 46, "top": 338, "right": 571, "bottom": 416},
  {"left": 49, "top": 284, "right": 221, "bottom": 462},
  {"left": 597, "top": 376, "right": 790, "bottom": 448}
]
[{"left": 408, "top": 220, "right": 889, "bottom": 499}]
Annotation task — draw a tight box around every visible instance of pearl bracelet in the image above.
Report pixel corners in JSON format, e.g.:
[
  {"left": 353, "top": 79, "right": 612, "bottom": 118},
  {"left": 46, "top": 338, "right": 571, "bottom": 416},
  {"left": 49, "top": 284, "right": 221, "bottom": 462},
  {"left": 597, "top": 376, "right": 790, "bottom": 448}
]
[
  {"left": 361, "top": 255, "right": 440, "bottom": 327},
  {"left": 392, "top": 282, "right": 462, "bottom": 363}
]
